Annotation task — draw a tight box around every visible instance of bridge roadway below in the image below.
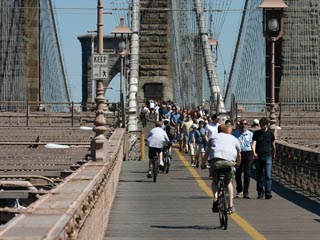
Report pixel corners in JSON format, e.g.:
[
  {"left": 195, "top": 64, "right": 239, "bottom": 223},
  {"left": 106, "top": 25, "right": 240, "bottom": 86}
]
[{"left": 104, "top": 122, "right": 320, "bottom": 240}]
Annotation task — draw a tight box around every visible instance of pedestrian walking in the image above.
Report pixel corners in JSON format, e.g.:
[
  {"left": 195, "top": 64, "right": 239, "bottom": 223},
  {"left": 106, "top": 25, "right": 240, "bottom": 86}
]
[
  {"left": 181, "top": 114, "right": 193, "bottom": 153},
  {"left": 252, "top": 118, "right": 276, "bottom": 200},
  {"left": 189, "top": 124, "right": 197, "bottom": 167},
  {"left": 232, "top": 119, "right": 253, "bottom": 199},
  {"left": 194, "top": 120, "right": 206, "bottom": 168}
]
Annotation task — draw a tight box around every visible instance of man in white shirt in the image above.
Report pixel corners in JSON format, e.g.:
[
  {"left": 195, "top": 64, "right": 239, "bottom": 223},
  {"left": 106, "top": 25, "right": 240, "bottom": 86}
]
[
  {"left": 205, "top": 113, "right": 221, "bottom": 141},
  {"left": 146, "top": 121, "right": 169, "bottom": 178}
]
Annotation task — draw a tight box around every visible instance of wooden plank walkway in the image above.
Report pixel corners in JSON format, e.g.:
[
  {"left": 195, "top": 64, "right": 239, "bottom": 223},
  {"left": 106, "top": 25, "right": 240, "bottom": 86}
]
[
  {"left": 104, "top": 150, "right": 320, "bottom": 240},
  {"left": 104, "top": 120, "right": 320, "bottom": 240}
]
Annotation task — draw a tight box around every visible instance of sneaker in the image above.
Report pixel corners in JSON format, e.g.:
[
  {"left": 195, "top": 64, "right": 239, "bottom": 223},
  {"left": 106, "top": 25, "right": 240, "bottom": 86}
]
[
  {"left": 200, "top": 164, "right": 206, "bottom": 169},
  {"left": 160, "top": 159, "right": 164, "bottom": 166},
  {"left": 147, "top": 172, "right": 152, "bottom": 178},
  {"left": 227, "top": 206, "right": 236, "bottom": 214},
  {"left": 265, "top": 194, "right": 272, "bottom": 200},
  {"left": 212, "top": 201, "right": 219, "bottom": 213},
  {"left": 235, "top": 192, "right": 243, "bottom": 198},
  {"left": 257, "top": 194, "right": 264, "bottom": 199},
  {"left": 243, "top": 194, "right": 250, "bottom": 199},
  {"left": 159, "top": 165, "right": 163, "bottom": 171}
]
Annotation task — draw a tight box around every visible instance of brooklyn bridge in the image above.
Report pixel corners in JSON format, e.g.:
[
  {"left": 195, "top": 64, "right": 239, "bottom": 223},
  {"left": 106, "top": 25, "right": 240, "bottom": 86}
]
[{"left": 0, "top": 0, "right": 319, "bottom": 239}]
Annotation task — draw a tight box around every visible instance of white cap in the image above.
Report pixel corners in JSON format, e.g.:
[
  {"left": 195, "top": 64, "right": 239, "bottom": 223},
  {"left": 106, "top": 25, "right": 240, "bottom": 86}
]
[
  {"left": 253, "top": 119, "right": 259, "bottom": 124},
  {"left": 192, "top": 124, "right": 198, "bottom": 129}
]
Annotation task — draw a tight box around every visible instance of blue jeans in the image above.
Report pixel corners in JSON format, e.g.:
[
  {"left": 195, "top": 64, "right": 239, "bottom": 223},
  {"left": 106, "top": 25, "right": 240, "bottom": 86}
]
[{"left": 255, "top": 156, "right": 272, "bottom": 196}]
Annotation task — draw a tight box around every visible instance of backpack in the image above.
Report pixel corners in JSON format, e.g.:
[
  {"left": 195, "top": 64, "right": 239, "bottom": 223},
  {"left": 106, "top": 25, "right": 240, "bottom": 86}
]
[
  {"left": 195, "top": 129, "right": 204, "bottom": 144},
  {"left": 165, "top": 125, "right": 175, "bottom": 140}
]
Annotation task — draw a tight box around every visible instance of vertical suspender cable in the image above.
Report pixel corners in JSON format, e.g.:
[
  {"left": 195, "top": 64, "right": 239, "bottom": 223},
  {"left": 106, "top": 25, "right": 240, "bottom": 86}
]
[
  {"left": 194, "top": 0, "right": 226, "bottom": 113},
  {"left": 127, "top": 0, "right": 140, "bottom": 132},
  {"left": 224, "top": 0, "right": 248, "bottom": 104}
]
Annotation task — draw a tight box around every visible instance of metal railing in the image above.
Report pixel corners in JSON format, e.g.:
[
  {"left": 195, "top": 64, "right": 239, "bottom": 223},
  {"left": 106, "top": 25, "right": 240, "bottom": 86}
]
[
  {"left": 229, "top": 101, "right": 320, "bottom": 126},
  {"left": 0, "top": 101, "right": 120, "bottom": 128},
  {"left": 274, "top": 141, "right": 320, "bottom": 198}
]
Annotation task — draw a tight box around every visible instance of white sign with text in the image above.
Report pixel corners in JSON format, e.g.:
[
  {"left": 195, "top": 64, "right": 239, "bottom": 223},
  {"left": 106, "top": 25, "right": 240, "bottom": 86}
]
[{"left": 92, "top": 54, "right": 108, "bottom": 80}]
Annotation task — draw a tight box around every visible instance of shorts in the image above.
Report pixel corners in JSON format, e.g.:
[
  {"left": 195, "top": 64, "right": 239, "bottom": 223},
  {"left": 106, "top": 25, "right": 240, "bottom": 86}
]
[
  {"left": 148, "top": 147, "right": 162, "bottom": 160},
  {"left": 183, "top": 134, "right": 189, "bottom": 144},
  {"left": 209, "top": 159, "right": 235, "bottom": 186},
  {"left": 189, "top": 143, "right": 195, "bottom": 155},
  {"left": 195, "top": 143, "right": 205, "bottom": 156}
]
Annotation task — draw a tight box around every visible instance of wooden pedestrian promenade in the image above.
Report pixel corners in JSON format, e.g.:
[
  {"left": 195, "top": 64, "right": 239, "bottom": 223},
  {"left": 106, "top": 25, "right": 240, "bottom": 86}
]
[{"left": 104, "top": 146, "right": 320, "bottom": 240}]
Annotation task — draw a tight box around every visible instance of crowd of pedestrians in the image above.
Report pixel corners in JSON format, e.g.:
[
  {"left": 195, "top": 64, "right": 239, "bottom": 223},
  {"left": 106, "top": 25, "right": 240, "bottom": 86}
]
[{"left": 144, "top": 100, "right": 276, "bottom": 214}]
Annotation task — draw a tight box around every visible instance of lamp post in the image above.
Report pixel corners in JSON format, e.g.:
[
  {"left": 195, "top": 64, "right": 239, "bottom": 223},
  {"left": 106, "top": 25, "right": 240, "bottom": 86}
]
[
  {"left": 111, "top": 17, "right": 132, "bottom": 128},
  {"left": 87, "top": 30, "right": 97, "bottom": 104},
  {"left": 91, "top": 0, "right": 107, "bottom": 161},
  {"left": 259, "top": 0, "right": 288, "bottom": 131}
]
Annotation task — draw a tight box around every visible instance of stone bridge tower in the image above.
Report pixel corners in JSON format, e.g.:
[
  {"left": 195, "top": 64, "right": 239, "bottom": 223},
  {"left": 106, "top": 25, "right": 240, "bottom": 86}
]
[
  {"left": 138, "top": 0, "right": 173, "bottom": 104},
  {"left": 78, "top": 0, "right": 175, "bottom": 107}
]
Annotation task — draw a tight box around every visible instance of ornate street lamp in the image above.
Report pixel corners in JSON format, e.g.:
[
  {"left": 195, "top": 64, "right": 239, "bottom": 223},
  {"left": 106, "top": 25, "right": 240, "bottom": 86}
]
[
  {"left": 259, "top": 0, "right": 288, "bottom": 132},
  {"left": 112, "top": 17, "right": 132, "bottom": 128},
  {"left": 91, "top": 0, "right": 107, "bottom": 161}
]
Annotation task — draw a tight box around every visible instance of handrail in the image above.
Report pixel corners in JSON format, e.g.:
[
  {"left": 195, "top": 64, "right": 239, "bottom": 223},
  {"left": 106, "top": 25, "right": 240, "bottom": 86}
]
[
  {"left": 0, "top": 175, "right": 56, "bottom": 187},
  {"left": 0, "top": 101, "right": 121, "bottom": 127}
]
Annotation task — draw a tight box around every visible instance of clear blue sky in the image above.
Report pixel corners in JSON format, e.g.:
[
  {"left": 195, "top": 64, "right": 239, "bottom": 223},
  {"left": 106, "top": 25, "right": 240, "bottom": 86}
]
[{"left": 54, "top": 0, "right": 244, "bottom": 103}]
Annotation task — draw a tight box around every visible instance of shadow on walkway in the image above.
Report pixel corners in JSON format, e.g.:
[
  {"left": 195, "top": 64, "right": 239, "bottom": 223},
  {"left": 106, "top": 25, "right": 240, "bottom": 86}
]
[{"left": 272, "top": 178, "right": 320, "bottom": 216}]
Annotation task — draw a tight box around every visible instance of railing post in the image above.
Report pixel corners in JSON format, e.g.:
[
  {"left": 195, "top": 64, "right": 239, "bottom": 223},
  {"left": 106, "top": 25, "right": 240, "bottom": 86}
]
[
  {"left": 235, "top": 102, "right": 238, "bottom": 123},
  {"left": 141, "top": 132, "right": 145, "bottom": 161},
  {"left": 117, "top": 103, "right": 121, "bottom": 127},
  {"left": 26, "top": 101, "right": 29, "bottom": 127},
  {"left": 71, "top": 101, "right": 74, "bottom": 127},
  {"left": 278, "top": 102, "right": 282, "bottom": 126}
]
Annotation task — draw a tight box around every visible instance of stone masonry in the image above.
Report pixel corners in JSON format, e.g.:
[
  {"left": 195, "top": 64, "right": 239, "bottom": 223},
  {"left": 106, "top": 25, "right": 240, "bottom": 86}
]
[
  {"left": 138, "top": 0, "right": 173, "bottom": 104},
  {"left": 25, "top": 0, "right": 40, "bottom": 106}
]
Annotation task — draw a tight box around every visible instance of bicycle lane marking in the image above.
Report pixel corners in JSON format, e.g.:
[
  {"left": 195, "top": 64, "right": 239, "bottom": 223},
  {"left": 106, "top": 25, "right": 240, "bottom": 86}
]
[{"left": 174, "top": 148, "right": 266, "bottom": 240}]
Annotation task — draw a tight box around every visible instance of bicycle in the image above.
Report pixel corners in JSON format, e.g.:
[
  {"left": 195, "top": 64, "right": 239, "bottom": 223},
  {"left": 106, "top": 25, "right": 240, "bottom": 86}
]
[
  {"left": 152, "top": 154, "right": 160, "bottom": 182},
  {"left": 140, "top": 113, "right": 147, "bottom": 128},
  {"left": 216, "top": 167, "right": 231, "bottom": 230},
  {"left": 162, "top": 146, "right": 170, "bottom": 174}
]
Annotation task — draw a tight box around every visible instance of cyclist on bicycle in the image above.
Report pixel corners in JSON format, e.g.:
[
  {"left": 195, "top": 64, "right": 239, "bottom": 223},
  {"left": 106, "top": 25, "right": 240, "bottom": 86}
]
[
  {"left": 139, "top": 105, "right": 149, "bottom": 128},
  {"left": 162, "top": 119, "right": 174, "bottom": 159},
  {"left": 146, "top": 121, "right": 169, "bottom": 178},
  {"left": 203, "top": 124, "right": 241, "bottom": 214}
]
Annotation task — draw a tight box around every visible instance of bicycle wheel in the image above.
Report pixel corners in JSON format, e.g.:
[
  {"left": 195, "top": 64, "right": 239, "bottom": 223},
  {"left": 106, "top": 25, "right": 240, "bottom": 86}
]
[
  {"left": 163, "top": 152, "right": 170, "bottom": 173},
  {"left": 153, "top": 156, "right": 159, "bottom": 182},
  {"left": 165, "top": 154, "right": 170, "bottom": 173},
  {"left": 218, "top": 183, "right": 228, "bottom": 230},
  {"left": 142, "top": 117, "right": 146, "bottom": 128}
]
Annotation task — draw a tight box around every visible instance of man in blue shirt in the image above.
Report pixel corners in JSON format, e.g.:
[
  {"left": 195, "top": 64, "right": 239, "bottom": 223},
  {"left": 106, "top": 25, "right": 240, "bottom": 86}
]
[{"left": 232, "top": 119, "right": 253, "bottom": 199}]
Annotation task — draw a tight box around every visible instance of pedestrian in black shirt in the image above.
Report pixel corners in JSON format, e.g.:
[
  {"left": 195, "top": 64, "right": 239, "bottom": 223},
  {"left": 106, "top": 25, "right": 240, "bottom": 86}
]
[{"left": 252, "top": 118, "right": 276, "bottom": 200}]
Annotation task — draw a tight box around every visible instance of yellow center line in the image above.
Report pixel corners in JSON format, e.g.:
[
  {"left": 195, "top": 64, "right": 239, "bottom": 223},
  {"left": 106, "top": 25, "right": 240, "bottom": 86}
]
[{"left": 174, "top": 148, "right": 266, "bottom": 240}]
